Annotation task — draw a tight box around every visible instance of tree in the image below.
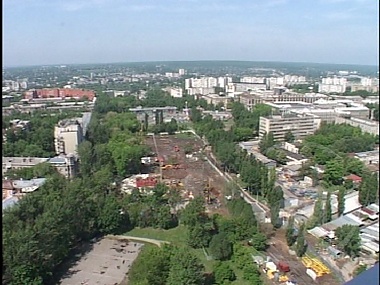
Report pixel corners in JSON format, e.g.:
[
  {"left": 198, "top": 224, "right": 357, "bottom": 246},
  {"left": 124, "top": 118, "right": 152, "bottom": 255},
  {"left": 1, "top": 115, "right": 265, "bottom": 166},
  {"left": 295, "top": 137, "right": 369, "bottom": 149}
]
[
  {"left": 335, "top": 225, "right": 361, "bottom": 257},
  {"left": 284, "top": 130, "right": 295, "bottom": 143},
  {"left": 180, "top": 196, "right": 207, "bottom": 227},
  {"left": 337, "top": 186, "right": 346, "bottom": 216},
  {"left": 359, "top": 171, "right": 379, "bottom": 206},
  {"left": 97, "top": 195, "right": 128, "bottom": 234},
  {"left": 270, "top": 203, "right": 281, "bottom": 229},
  {"left": 128, "top": 246, "right": 172, "bottom": 285},
  {"left": 213, "top": 262, "right": 236, "bottom": 285},
  {"left": 324, "top": 191, "right": 332, "bottom": 223},
  {"left": 209, "top": 232, "right": 233, "bottom": 261},
  {"left": 249, "top": 232, "right": 267, "bottom": 251},
  {"left": 295, "top": 223, "right": 307, "bottom": 257},
  {"left": 286, "top": 216, "right": 296, "bottom": 247},
  {"left": 167, "top": 247, "right": 205, "bottom": 285},
  {"left": 324, "top": 158, "right": 344, "bottom": 185},
  {"left": 309, "top": 192, "right": 324, "bottom": 228},
  {"left": 187, "top": 223, "right": 212, "bottom": 249}
]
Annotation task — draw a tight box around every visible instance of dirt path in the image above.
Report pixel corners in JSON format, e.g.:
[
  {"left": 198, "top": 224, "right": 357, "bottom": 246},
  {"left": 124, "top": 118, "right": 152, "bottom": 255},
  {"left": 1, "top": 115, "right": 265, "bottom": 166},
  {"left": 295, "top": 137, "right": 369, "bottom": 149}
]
[{"left": 106, "top": 235, "right": 170, "bottom": 247}]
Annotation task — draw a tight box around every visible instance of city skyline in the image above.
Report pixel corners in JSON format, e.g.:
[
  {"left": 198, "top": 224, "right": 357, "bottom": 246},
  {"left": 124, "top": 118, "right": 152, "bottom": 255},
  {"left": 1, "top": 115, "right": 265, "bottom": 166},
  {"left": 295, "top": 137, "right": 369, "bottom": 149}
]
[{"left": 3, "top": 0, "right": 379, "bottom": 67}]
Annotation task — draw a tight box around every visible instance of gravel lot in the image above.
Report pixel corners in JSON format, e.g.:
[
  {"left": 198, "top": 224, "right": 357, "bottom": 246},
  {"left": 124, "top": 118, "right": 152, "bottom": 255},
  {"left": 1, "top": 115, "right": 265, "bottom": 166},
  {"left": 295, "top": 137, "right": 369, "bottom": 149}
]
[{"left": 57, "top": 238, "right": 143, "bottom": 285}]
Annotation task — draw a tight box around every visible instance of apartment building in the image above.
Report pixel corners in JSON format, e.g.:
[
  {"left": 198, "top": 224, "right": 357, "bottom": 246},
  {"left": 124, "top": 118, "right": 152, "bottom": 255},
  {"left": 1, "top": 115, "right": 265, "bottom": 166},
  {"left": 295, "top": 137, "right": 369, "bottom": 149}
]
[
  {"left": 2, "top": 155, "right": 79, "bottom": 179},
  {"left": 129, "top": 106, "right": 178, "bottom": 127},
  {"left": 259, "top": 112, "right": 320, "bottom": 142},
  {"left": 163, "top": 87, "right": 183, "bottom": 98},
  {"left": 2, "top": 157, "right": 49, "bottom": 175},
  {"left": 200, "top": 94, "right": 232, "bottom": 108},
  {"left": 54, "top": 119, "right": 84, "bottom": 155},
  {"left": 318, "top": 77, "right": 347, "bottom": 94}
]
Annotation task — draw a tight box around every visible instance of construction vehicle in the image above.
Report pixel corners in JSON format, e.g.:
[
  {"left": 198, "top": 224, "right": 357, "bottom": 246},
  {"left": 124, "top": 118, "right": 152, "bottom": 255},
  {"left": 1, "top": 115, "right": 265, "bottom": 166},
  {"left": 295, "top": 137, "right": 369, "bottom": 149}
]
[{"left": 161, "top": 164, "right": 173, "bottom": 170}]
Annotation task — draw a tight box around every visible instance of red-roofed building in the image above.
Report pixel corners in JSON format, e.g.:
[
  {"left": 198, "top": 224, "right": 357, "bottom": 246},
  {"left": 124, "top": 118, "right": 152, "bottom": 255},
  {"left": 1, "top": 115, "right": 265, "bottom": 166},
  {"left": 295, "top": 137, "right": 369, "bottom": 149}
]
[
  {"left": 344, "top": 174, "right": 362, "bottom": 183},
  {"left": 24, "top": 88, "right": 95, "bottom": 100}
]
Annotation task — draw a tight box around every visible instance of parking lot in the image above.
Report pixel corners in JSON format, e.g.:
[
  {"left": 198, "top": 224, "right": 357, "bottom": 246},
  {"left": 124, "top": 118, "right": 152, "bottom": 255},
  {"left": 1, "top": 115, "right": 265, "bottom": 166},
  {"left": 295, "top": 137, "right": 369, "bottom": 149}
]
[{"left": 57, "top": 237, "right": 143, "bottom": 285}]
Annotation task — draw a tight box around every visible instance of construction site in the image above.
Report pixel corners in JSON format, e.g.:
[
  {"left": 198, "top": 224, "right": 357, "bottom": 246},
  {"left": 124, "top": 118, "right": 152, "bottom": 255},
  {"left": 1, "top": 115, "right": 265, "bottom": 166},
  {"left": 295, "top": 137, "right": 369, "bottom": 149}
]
[
  {"left": 141, "top": 133, "right": 229, "bottom": 215},
  {"left": 258, "top": 228, "right": 342, "bottom": 285}
]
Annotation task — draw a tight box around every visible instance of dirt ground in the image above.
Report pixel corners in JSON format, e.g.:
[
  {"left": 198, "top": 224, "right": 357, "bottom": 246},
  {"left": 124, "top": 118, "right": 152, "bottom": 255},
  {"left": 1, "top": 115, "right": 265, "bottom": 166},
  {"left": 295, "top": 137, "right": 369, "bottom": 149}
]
[
  {"left": 265, "top": 229, "right": 341, "bottom": 285},
  {"left": 145, "top": 134, "right": 229, "bottom": 216},
  {"left": 57, "top": 238, "right": 143, "bottom": 285}
]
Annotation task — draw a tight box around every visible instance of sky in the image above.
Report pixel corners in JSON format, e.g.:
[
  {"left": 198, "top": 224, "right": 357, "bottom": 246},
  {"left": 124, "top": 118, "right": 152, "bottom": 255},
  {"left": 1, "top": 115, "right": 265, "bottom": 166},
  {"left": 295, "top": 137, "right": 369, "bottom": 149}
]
[{"left": 2, "top": 0, "right": 379, "bottom": 67}]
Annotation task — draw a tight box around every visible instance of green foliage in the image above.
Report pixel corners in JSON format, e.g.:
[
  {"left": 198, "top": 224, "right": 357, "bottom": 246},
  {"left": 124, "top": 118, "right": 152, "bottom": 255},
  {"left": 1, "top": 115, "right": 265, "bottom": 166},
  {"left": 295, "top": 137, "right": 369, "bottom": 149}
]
[
  {"left": 324, "top": 192, "right": 332, "bottom": 223},
  {"left": 209, "top": 233, "right": 233, "bottom": 261},
  {"left": 286, "top": 216, "right": 297, "bottom": 247},
  {"left": 284, "top": 130, "right": 295, "bottom": 143},
  {"left": 181, "top": 196, "right": 208, "bottom": 227},
  {"left": 354, "top": 264, "right": 367, "bottom": 276},
  {"left": 4, "top": 162, "right": 58, "bottom": 180},
  {"left": 359, "top": 171, "right": 379, "bottom": 207},
  {"left": 301, "top": 122, "right": 377, "bottom": 165},
  {"left": 324, "top": 158, "right": 345, "bottom": 185},
  {"left": 295, "top": 223, "right": 307, "bottom": 257},
  {"left": 337, "top": 186, "right": 346, "bottom": 216},
  {"left": 259, "top": 132, "right": 276, "bottom": 153},
  {"left": 128, "top": 245, "right": 172, "bottom": 285},
  {"left": 187, "top": 223, "right": 212, "bottom": 249},
  {"left": 335, "top": 225, "right": 361, "bottom": 257},
  {"left": 167, "top": 247, "right": 205, "bottom": 285},
  {"left": 231, "top": 244, "right": 262, "bottom": 285},
  {"left": 213, "top": 262, "right": 236, "bottom": 284},
  {"left": 309, "top": 193, "right": 324, "bottom": 228}
]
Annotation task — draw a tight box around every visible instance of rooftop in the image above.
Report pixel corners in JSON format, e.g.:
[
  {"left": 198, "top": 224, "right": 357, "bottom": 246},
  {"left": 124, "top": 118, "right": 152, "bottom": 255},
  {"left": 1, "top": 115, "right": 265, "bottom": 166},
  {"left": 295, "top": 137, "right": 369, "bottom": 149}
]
[{"left": 344, "top": 263, "right": 379, "bottom": 285}]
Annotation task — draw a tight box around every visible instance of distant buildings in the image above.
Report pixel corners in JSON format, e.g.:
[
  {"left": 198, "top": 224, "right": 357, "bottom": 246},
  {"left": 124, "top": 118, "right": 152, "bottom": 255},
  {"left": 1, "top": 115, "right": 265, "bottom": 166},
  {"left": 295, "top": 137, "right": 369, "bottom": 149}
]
[
  {"left": 24, "top": 88, "right": 95, "bottom": 101},
  {"left": 163, "top": 87, "right": 183, "bottom": 98},
  {"left": 318, "top": 77, "right": 347, "bottom": 94}
]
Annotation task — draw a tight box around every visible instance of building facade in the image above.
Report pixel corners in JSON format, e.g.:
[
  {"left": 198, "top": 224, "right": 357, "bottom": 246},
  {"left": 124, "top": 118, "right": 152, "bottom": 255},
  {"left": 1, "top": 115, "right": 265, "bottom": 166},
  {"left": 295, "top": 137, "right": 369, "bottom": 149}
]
[
  {"left": 54, "top": 119, "right": 84, "bottom": 155},
  {"left": 259, "top": 112, "right": 320, "bottom": 142}
]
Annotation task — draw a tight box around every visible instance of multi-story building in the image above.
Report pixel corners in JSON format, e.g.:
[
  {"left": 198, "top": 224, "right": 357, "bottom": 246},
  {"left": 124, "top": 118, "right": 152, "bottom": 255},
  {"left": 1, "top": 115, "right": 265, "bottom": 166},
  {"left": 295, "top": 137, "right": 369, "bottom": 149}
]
[
  {"left": 54, "top": 119, "right": 84, "bottom": 155},
  {"left": 48, "top": 154, "right": 79, "bottom": 179},
  {"left": 129, "top": 106, "right": 178, "bottom": 127},
  {"left": 2, "top": 157, "right": 49, "bottom": 175},
  {"left": 318, "top": 77, "right": 347, "bottom": 94},
  {"left": 24, "top": 88, "right": 95, "bottom": 101},
  {"left": 165, "top": 87, "right": 183, "bottom": 98},
  {"left": 2, "top": 155, "right": 79, "bottom": 179},
  {"left": 200, "top": 94, "right": 232, "bottom": 108},
  {"left": 259, "top": 112, "right": 320, "bottom": 142},
  {"left": 238, "top": 91, "right": 328, "bottom": 111}
]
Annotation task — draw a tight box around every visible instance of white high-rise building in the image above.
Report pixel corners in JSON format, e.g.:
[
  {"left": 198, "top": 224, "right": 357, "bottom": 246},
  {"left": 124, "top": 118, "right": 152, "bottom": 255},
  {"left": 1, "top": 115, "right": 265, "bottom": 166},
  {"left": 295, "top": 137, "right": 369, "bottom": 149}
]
[
  {"left": 54, "top": 119, "right": 84, "bottom": 155},
  {"left": 179, "top": 69, "right": 185, "bottom": 76}
]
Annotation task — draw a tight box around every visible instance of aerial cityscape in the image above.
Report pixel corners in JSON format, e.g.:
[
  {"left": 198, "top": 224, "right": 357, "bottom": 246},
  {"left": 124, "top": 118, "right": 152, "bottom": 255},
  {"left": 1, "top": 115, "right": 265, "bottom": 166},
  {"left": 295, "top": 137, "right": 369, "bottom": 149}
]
[{"left": 3, "top": 1, "right": 379, "bottom": 285}]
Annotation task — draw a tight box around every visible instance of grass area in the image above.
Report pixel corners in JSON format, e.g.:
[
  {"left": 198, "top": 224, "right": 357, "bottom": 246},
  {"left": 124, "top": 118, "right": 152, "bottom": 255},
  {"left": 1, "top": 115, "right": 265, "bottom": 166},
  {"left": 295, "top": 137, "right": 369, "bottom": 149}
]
[
  {"left": 124, "top": 225, "right": 188, "bottom": 245},
  {"left": 174, "top": 132, "right": 196, "bottom": 139}
]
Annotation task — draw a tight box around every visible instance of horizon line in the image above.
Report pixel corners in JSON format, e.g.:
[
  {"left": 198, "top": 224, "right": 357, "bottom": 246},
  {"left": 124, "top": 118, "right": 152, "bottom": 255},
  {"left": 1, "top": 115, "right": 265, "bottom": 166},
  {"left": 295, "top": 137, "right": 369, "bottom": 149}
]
[{"left": 3, "top": 59, "right": 379, "bottom": 69}]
